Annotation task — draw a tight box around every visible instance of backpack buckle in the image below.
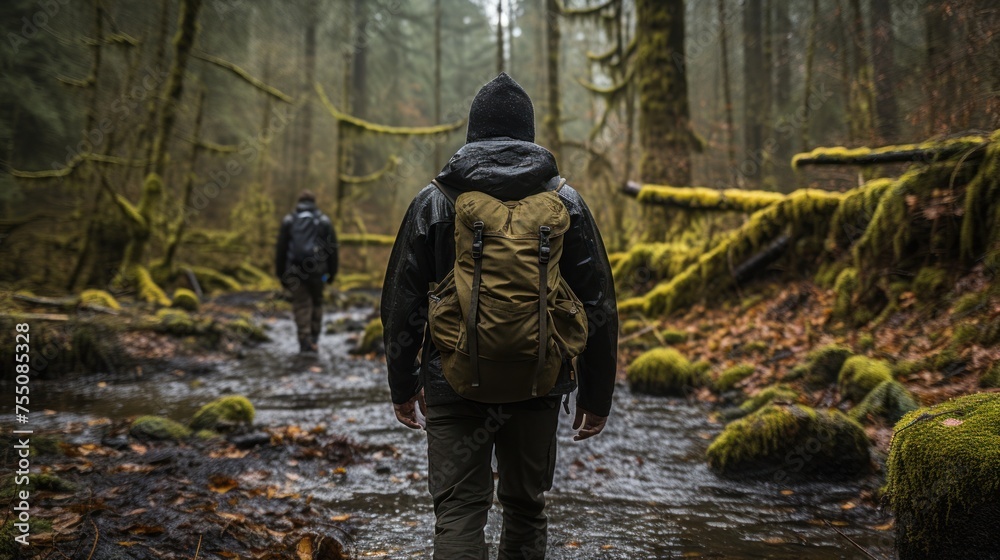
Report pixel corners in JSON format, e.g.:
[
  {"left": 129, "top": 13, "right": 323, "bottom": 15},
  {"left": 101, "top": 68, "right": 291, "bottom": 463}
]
[
  {"left": 472, "top": 221, "right": 484, "bottom": 259},
  {"left": 538, "top": 226, "right": 551, "bottom": 263}
]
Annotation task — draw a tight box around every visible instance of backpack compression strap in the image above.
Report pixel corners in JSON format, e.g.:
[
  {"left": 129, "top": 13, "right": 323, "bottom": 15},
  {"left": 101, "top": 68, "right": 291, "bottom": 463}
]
[
  {"left": 468, "top": 220, "right": 484, "bottom": 388},
  {"left": 534, "top": 225, "right": 552, "bottom": 396}
]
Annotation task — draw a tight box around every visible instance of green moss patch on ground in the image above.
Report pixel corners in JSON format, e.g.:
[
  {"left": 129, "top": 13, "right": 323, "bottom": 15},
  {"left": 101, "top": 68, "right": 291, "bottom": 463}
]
[
  {"left": 130, "top": 415, "right": 193, "bottom": 440},
  {"left": 849, "top": 379, "right": 919, "bottom": 424},
  {"left": 189, "top": 396, "right": 255, "bottom": 432},
  {"left": 627, "top": 347, "right": 702, "bottom": 396},
  {"left": 838, "top": 355, "right": 893, "bottom": 402}
]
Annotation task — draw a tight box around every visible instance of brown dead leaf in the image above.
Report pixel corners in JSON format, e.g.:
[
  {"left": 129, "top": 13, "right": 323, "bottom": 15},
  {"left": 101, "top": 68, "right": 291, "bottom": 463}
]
[
  {"left": 296, "top": 536, "right": 314, "bottom": 560},
  {"left": 331, "top": 514, "right": 351, "bottom": 522},
  {"left": 209, "top": 475, "right": 239, "bottom": 494},
  {"left": 126, "top": 524, "right": 165, "bottom": 536}
]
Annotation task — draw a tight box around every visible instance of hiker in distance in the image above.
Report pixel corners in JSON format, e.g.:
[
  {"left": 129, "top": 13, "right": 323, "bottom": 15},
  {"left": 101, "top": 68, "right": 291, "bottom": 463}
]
[
  {"left": 275, "top": 190, "right": 339, "bottom": 355},
  {"left": 382, "top": 73, "right": 618, "bottom": 559}
]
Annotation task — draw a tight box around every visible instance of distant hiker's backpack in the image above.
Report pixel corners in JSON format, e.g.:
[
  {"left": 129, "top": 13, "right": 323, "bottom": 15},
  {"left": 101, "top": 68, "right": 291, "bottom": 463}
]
[
  {"left": 427, "top": 179, "right": 589, "bottom": 403},
  {"left": 288, "top": 209, "right": 326, "bottom": 269}
]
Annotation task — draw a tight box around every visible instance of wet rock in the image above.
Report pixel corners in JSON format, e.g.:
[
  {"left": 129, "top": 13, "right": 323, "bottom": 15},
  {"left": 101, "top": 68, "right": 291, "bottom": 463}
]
[
  {"left": 130, "top": 415, "right": 192, "bottom": 441},
  {"left": 626, "top": 348, "right": 704, "bottom": 396},
  {"left": 189, "top": 396, "right": 255, "bottom": 432},
  {"left": 230, "top": 431, "right": 271, "bottom": 449},
  {"left": 326, "top": 316, "right": 366, "bottom": 334},
  {"left": 102, "top": 434, "right": 131, "bottom": 450},
  {"left": 375, "top": 463, "right": 392, "bottom": 475},
  {"left": 838, "top": 355, "right": 893, "bottom": 402},
  {"left": 706, "top": 404, "right": 870, "bottom": 480},
  {"left": 886, "top": 393, "right": 1000, "bottom": 560},
  {"left": 350, "top": 318, "right": 384, "bottom": 355}
]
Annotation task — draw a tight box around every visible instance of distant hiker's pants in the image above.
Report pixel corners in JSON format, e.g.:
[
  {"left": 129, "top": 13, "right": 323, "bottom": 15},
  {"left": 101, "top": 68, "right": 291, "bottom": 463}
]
[
  {"left": 426, "top": 398, "right": 560, "bottom": 560},
  {"left": 290, "top": 279, "right": 324, "bottom": 349}
]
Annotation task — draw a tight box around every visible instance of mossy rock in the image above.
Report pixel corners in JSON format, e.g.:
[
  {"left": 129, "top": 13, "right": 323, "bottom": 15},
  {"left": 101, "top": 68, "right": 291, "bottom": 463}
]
[
  {"left": 78, "top": 289, "right": 121, "bottom": 310},
  {"left": 738, "top": 384, "right": 799, "bottom": 415},
  {"left": 832, "top": 267, "right": 859, "bottom": 319},
  {"left": 886, "top": 393, "right": 1000, "bottom": 559},
  {"left": 226, "top": 317, "right": 269, "bottom": 342},
  {"left": 787, "top": 344, "right": 853, "bottom": 388},
  {"left": 912, "top": 267, "right": 949, "bottom": 301},
  {"left": 661, "top": 329, "right": 687, "bottom": 344},
  {"left": 171, "top": 288, "right": 200, "bottom": 311},
  {"left": 189, "top": 396, "right": 255, "bottom": 432},
  {"left": 620, "top": 319, "right": 647, "bottom": 335},
  {"left": 626, "top": 348, "right": 700, "bottom": 397},
  {"left": 716, "top": 363, "right": 755, "bottom": 392},
  {"left": 0, "top": 518, "right": 53, "bottom": 556},
  {"left": 857, "top": 332, "right": 875, "bottom": 351},
  {"left": 352, "top": 318, "right": 384, "bottom": 355},
  {"left": 981, "top": 363, "right": 1000, "bottom": 389},
  {"left": 130, "top": 415, "right": 192, "bottom": 440},
  {"left": 952, "top": 290, "right": 989, "bottom": 316},
  {"left": 849, "top": 380, "right": 919, "bottom": 425},
  {"left": 706, "top": 404, "right": 870, "bottom": 480},
  {"left": 838, "top": 355, "right": 893, "bottom": 402},
  {"left": 154, "top": 308, "right": 198, "bottom": 336},
  {"left": 194, "top": 429, "right": 222, "bottom": 440}
]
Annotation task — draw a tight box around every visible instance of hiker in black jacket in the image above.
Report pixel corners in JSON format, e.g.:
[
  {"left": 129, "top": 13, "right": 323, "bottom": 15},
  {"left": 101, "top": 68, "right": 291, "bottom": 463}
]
[
  {"left": 382, "top": 73, "right": 618, "bottom": 559},
  {"left": 276, "top": 190, "right": 338, "bottom": 354}
]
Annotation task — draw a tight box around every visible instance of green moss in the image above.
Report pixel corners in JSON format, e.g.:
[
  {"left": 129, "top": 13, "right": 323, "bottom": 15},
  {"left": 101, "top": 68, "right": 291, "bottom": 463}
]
[
  {"left": 611, "top": 242, "right": 694, "bottom": 290},
  {"left": 171, "top": 288, "right": 200, "bottom": 311},
  {"left": 226, "top": 317, "right": 269, "bottom": 342},
  {"left": 832, "top": 267, "right": 859, "bottom": 319},
  {"left": 827, "top": 178, "right": 896, "bottom": 251},
  {"left": 849, "top": 380, "right": 919, "bottom": 424},
  {"left": 130, "top": 265, "right": 171, "bottom": 307},
  {"left": 912, "top": 267, "right": 949, "bottom": 301},
  {"left": 130, "top": 415, "right": 192, "bottom": 440},
  {"left": 354, "top": 318, "right": 383, "bottom": 354},
  {"left": 620, "top": 319, "right": 647, "bottom": 335},
  {"left": 706, "top": 404, "right": 870, "bottom": 480},
  {"left": 716, "top": 363, "right": 755, "bottom": 392},
  {"left": 952, "top": 291, "right": 989, "bottom": 316},
  {"left": 952, "top": 322, "right": 980, "bottom": 347},
  {"left": 1, "top": 473, "right": 77, "bottom": 500},
  {"left": 155, "top": 308, "right": 197, "bottom": 336},
  {"left": 626, "top": 348, "right": 700, "bottom": 396},
  {"left": 795, "top": 345, "right": 854, "bottom": 387},
  {"left": 792, "top": 135, "right": 988, "bottom": 167},
  {"left": 78, "top": 289, "right": 121, "bottom": 310},
  {"left": 661, "top": 329, "right": 687, "bottom": 344},
  {"left": 635, "top": 184, "right": 785, "bottom": 213},
  {"left": 814, "top": 260, "right": 849, "bottom": 289},
  {"left": 189, "top": 265, "right": 243, "bottom": 293},
  {"left": 858, "top": 332, "right": 875, "bottom": 351},
  {"left": 886, "top": 393, "right": 1000, "bottom": 559},
  {"left": 981, "top": 363, "right": 1000, "bottom": 388},
  {"left": 189, "top": 395, "right": 255, "bottom": 432},
  {"left": 1, "top": 518, "right": 53, "bottom": 555},
  {"left": 838, "top": 356, "right": 893, "bottom": 402},
  {"left": 739, "top": 384, "right": 799, "bottom": 415},
  {"left": 194, "top": 429, "right": 222, "bottom": 440},
  {"left": 742, "top": 340, "right": 768, "bottom": 355}
]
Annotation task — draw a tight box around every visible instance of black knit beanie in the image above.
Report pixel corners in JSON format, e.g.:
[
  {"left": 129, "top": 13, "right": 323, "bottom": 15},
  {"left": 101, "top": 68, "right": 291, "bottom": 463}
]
[{"left": 466, "top": 72, "right": 535, "bottom": 143}]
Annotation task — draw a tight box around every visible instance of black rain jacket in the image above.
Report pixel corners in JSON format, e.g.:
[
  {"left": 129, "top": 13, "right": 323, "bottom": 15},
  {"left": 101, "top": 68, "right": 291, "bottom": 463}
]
[
  {"left": 275, "top": 200, "right": 339, "bottom": 286},
  {"left": 381, "top": 138, "right": 618, "bottom": 416}
]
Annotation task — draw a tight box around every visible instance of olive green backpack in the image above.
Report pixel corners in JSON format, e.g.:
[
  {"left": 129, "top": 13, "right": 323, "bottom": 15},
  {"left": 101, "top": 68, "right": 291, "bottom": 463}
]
[{"left": 427, "top": 179, "right": 589, "bottom": 403}]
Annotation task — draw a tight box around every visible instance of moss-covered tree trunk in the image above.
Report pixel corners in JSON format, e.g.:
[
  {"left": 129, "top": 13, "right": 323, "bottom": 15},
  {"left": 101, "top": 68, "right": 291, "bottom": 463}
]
[
  {"left": 121, "top": 0, "right": 203, "bottom": 272},
  {"left": 636, "top": 0, "right": 695, "bottom": 187},
  {"left": 870, "top": 0, "right": 898, "bottom": 143},
  {"left": 717, "top": 0, "right": 736, "bottom": 172},
  {"left": 847, "top": 0, "right": 875, "bottom": 144},
  {"left": 543, "top": 0, "right": 562, "bottom": 164}
]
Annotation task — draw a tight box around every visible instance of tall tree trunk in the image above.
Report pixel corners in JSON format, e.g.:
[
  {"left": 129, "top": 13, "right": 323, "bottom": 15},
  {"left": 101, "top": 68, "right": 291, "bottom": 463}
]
[
  {"left": 848, "top": 0, "right": 875, "bottom": 144},
  {"left": 636, "top": 0, "right": 694, "bottom": 186},
  {"left": 298, "top": 0, "right": 318, "bottom": 192},
  {"left": 774, "top": 0, "right": 790, "bottom": 109},
  {"left": 507, "top": 0, "right": 515, "bottom": 76},
  {"left": 742, "top": 0, "right": 764, "bottom": 186},
  {"left": 496, "top": 0, "right": 505, "bottom": 74},
  {"left": 122, "top": 0, "right": 203, "bottom": 271},
  {"left": 717, "top": 0, "right": 735, "bottom": 173},
  {"left": 924, "top": 0, "right": 957, "bottom": 135},
  {"left": 801, "top": 0, "right": 818, "bottom": 151},
  {"left": 159, "top": 87, "right": 206, "bottom": 274},
  {"left": 544, "top": 0, "right": 561, "bottom": 163},
  {"left": 870, "top": 0, "right": 897, "bottom": 142}
]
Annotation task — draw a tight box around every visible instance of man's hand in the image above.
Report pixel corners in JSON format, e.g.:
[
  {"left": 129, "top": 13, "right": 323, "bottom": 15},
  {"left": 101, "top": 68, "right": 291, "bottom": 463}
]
[
  {"left": 393, "top": 390, "right": 426, "bottom": 430},
  {"left": 572, "top": 406, "right": 607, "bottom": 441}
]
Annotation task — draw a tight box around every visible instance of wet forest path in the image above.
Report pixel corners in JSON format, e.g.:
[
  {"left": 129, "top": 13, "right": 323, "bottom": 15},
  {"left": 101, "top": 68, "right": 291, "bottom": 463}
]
[{"left": 38, "top": 309, "right": 896, "bottom": 559}]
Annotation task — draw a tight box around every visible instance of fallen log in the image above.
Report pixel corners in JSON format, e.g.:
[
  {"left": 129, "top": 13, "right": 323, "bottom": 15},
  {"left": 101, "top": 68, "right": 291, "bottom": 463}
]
[
  {"left": 792, "top": 135, "right": 988, "bottom": 167},
  {"left": 622, "top": 181, "right": 786, "bottom": 213}
]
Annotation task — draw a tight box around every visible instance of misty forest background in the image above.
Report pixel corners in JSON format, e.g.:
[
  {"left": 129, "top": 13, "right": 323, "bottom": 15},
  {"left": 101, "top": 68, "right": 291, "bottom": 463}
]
[{"left": 1, "top": 0, "right": 999, "bottom": 299}]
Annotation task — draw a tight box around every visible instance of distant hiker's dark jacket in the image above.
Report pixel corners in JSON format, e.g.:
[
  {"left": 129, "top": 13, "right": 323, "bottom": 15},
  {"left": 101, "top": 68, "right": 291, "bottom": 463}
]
[
  {"left": 381, "top": 138, "right": 619, "bottom": 416},
  {"left": 275, "top": 201, "right": 338, "bottom": 285}
]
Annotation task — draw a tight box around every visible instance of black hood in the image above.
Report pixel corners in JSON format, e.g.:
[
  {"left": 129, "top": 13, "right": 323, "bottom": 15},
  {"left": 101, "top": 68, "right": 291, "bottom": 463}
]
[
  {"left": 434, "top": 138, "right": 560, "bottom": 202},
  {"left": 294, "top": 200, "right": 318, "bottom": 213}
]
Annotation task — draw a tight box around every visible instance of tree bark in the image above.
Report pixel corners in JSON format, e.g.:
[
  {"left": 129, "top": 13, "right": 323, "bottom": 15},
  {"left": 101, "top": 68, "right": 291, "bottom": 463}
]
[
  {"left": 801, "top": 0, "right": 818, "bottom": 151},
  {"left": 870, "top": 0, "right": 897, "bottom": 143},
  {"left": 717, "top": 0, "right": 735, "bottom": 172},
  {"left": 496, "top": 0, "right": 505, "bottom": 74},
  {"left": 544, "top": 0, "right": 562, "bottom": 163},
  {"left": 742, "top": 0, "right": 765, "bottom": 185},
  {"left": 433, "top": 0, "right": 443, "bottom": 167}
]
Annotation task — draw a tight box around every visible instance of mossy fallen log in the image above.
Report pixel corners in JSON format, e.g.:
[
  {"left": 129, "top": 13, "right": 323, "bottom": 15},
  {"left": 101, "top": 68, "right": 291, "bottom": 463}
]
[
  {"left": 791, "top": 135, "right": 988, "bottom": 167},
  {"left": 338, "top": 234, "right": 396, "bottom": 247},
  {"left": 315, "top": 82, "right": 464, "bottom": 136},
  {"left": 886, "top": 393, "right": 1000, "bottom": 559},
  {"left": 621, "top": 189, "right": 842, "bottom": 315},
  {"left": 623, "top": 181, "right": 786, "bottom": 213}
]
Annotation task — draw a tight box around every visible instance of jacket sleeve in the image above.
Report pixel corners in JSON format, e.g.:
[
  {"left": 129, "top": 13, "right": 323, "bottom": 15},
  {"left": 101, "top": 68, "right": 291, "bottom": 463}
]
[
  {"left": 559, "top": 189, "right": 619, "bottom": 417},
  {"left": 275, "top": 216, "right": 290, "bottom": 280},
  {"left": 381, "top": 192, "right": 435, "bottom": 405}
]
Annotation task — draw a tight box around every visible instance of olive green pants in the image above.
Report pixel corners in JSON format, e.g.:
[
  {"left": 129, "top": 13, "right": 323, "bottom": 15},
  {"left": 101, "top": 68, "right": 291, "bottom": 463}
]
[
  {"left": 425, "top": 398, "right": 560, "bottom": 560},
  {"left": 290, "top": 279, "right": 324, "bottom": 350}
]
